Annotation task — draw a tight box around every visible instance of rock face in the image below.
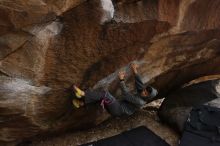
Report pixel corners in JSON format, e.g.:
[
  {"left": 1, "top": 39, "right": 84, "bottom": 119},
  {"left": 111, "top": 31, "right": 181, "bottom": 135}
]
[
  {"left": 0, "top": 0, "right": 220, "bottom": 143},
  {"left": 159, "top": 79, "right": 220, "bottom": 132}
]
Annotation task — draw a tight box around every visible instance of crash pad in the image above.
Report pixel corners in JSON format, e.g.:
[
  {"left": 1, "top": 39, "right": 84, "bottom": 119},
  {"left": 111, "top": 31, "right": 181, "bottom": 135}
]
[
  {"left": 179, "top": 105, "right": 220, "bottom": 146},
  {"left": 81, "top": 126, "right": 170, "bottom": 146}
]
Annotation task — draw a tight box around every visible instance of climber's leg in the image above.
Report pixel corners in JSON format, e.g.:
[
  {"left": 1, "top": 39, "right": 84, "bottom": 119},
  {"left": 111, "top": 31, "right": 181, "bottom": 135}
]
[{"left": 103, "top": 91, "right": 144, "bottom": 116}]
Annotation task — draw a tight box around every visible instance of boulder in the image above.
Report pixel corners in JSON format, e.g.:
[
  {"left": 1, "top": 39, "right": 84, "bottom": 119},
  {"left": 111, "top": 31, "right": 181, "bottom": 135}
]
[
  {"left": 0, "top": 0, "right": 220, "bottom": 143},
  {"left": 159, "top": 79, "right": 220, "bottom": 132}
]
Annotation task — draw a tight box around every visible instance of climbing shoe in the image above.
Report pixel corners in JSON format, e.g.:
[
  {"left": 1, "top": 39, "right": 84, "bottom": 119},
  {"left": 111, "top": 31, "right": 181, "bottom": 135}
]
[
  {"left": 73, "top": 86, "right": 84, "bottom": 99},
  {"left": 72, "top": 99, "right": 84, "bottom": 108},
  {"left": 72, "top": 99, "right": 81, "bottom": 108}
]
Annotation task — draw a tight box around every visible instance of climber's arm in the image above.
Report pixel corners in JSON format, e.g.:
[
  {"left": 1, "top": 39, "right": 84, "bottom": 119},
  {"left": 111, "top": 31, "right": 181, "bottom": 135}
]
[
  {"left": 118, "top": 71, "right": 130, "bottom": 95},
  {"left": 130, "top": 63, "right": 145, "bottom": 93},
  {"left": 134, "top": 74, "right": 145, "bottom": 93}
]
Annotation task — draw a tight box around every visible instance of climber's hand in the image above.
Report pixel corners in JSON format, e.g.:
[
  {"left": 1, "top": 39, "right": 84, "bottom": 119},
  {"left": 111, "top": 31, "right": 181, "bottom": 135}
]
[
  {"left": 118, "top": 71, "right": 126, "bottom": 80},
  {"left": 130, "top": 63, "right": 138, "bottom": 74}
]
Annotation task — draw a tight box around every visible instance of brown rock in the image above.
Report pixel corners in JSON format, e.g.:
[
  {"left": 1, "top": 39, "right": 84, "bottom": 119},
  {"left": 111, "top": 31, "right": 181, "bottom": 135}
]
[
  {"left": 159, "top": 79, "right": 220, "bottom": 132},
  {"left": 0, "top": 0, "right": 220, "bottom": 143},
  {"left": 180, "top": 0, "right": 220, "bottom": 31},
  {"left": 0, "top": 0, "right": 85, "bottom": 29},
  {"left": 158, "top": 0, "right": 180, "bottom": 26}
]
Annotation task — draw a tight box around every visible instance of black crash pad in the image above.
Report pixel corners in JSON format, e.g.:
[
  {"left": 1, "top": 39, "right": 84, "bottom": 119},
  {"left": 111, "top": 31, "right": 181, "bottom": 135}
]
[
  {"left": 179, "top": 131, "right": 220, "bottom": 146},
  {"left": 179, "top": 105, "right": 220, "bottom": 146},
  {"left": 81, "top": 126, "right": 170, "bottom": 146}
]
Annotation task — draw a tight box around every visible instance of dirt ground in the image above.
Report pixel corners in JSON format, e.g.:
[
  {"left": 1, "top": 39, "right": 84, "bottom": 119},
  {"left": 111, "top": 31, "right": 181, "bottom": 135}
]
[{"left": 18, "top": 99, "right": 179, "bottom": 146}]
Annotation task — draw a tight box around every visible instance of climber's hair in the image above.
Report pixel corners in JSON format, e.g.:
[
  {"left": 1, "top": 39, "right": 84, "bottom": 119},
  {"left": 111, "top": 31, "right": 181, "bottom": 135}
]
[{"left": 145, "top": 86, "right": 152, "bottom": 93}]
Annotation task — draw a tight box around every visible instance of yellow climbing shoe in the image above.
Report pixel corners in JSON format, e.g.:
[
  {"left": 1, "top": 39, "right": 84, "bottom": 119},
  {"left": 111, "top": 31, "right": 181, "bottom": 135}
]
[
  {"left": 72, "top": 99, "right": 81, "bottom": 108},
  {"left": 72, "top": 99, "right": 84, "bottom": 108},
  {"left": 74, "top": 86, "right": 84, "bottom": 99}
]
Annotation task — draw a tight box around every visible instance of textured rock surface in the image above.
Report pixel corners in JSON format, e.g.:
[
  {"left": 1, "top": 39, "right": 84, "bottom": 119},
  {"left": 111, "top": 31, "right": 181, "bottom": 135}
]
[
  {"left": 0, "top": 0, "right": 220, "bottom": 143},
  {"left": 29, "top": 109, "right": 179, "bottom": 146},
  {"left": 159, "top": 79, "right": 220, "bottom": 132}
]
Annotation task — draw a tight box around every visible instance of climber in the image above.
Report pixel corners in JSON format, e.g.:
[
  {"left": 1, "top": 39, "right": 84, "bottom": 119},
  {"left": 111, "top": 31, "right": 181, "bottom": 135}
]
[{"left": 71, "top": 63, "right": 158, "bottom": 116}]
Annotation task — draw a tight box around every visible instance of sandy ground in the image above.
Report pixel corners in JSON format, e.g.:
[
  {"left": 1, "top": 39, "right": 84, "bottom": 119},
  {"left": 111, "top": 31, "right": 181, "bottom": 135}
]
[{"left": 18, "top": 99, "right": 179, "bottom": 146}]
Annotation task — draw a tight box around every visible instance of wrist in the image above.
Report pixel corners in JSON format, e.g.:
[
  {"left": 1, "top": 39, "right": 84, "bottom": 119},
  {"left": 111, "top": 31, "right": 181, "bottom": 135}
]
[{"left": 133, "top": 70, "right": 138, "bottom": 74}]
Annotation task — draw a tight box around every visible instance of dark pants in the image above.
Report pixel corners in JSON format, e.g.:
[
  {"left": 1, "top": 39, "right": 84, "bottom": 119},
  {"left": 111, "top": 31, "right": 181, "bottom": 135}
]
[
  {"left": 105, "top": 91, "right": 144, "bottom": 116},
  {"left": 84, "top": 90, "right": 140, "bottom": 116}
]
